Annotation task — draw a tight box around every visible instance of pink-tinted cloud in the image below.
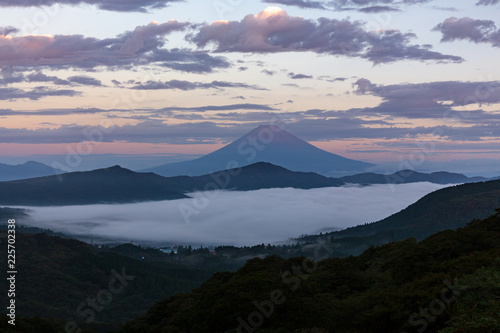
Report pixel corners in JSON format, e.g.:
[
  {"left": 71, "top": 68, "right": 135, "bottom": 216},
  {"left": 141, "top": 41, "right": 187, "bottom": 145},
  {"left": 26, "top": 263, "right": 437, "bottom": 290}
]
[
  {"left": 0, "top": 22, "right": 229, "bottom": 72},
  {"left": 190, "top": 8, "right": 463, "bottom": 64}
]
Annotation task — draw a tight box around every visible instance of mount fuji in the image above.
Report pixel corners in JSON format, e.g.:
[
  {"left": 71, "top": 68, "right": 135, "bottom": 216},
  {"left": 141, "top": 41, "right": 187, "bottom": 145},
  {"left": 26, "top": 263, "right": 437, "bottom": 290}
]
[{"left": 142, "top": 125, "right": 374, "bottom": 177}]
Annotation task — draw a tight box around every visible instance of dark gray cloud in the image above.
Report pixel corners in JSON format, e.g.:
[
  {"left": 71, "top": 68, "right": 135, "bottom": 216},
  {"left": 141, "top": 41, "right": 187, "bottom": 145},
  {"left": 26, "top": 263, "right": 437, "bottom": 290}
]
[
  {"left": 357, "top": 5, "right": 400, "bottom": 12},
  {"left": 264, "top": 0, "right": 434, "bottom": 11},
  {"left": 282, "top": 118, "right": 500, "bottom": 142},
  {"left": 0, "top": 67, "right": 24, "bottom": 85},
  {"left": 158, "top": 103, "right": 278, "bottom": 113},
  {"left": 0, "top": 121, "right": 256, "bottom": 144},
  {"left": 0, "top": 104, "right": 276, "bottom": 118},
  {"left": 0, "top": 87, "right": 79, "bottom": 100},
  {"left": 0, "top": 26, "right": 19, "bottom": 36},
  {"left": 131, "top": 79, "right": 266, "bottom": 90},
  {"left": 0, "top": 108, "right": 108, "bottom": 116},
  {"left": 476, "top": 0, "right": 499, "bottom": 5},
  {"left": 261, "top": 69, "right": 276, "bottom": 76},
  {"left": 289, "top": 72, "right": 313, "bottom": 79},
  {"left": 67, "top": 75, "right": 103, "bottom": 86},
  {"left": 264, "top": 0, "right": 498, "bottom": 10},
  {"left": 433, "top": 17, "right": 500, "bottom": 47},
  {"left": 0, "top": 22, "right": 230, "bottom": 73},
  {"left": 190, "top": 9, "right": 463, "bottom": 64},
  {"left": 262, "top": 0, "right": 327, "bottom": 9},
  {"left": 152, "top": 49, "right": 231, "bottom": 73},
  {"left": 2, "top": 114, "right": 499, "bottom": 144},
  {"left": 352, "top": 79, "right": 500, "bottom": 121},
  {"left": 0, "top": 70, "right": 105, "bottom": 95},
  {"left": 26, "top": 72, "right": 71, "bottom": 85},
  {"left": 0, "top": 0, "right": 183, "bottom": 13}
]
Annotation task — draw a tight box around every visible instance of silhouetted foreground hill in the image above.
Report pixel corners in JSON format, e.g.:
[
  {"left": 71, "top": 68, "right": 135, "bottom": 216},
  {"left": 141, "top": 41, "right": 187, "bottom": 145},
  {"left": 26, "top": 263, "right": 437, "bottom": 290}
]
[
  {"left": 298, "top": 179, "right": 500, "bottom": 256},
  {"left": 117, "top": 210, "right": 500, "bottom": 333},
  {"left": 0, "top": 232, "right": 211, "bottom": 332}
]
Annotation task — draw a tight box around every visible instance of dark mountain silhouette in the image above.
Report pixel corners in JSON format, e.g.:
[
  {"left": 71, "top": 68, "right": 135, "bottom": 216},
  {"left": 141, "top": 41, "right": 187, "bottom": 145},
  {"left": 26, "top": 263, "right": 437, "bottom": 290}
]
[
  {"left": 339, "top": 169, "right": 487, "bottom": 185},
  {"left": 299, "top": 179, "right": 500, "bottom": 256},
  {"left": 161, "top": 161, "right": 344, "bottom": 192},
  {"left": 0, "top": 163, "right": 344, "bottom": 206},
  {"left": 0, "top": 161, "right": 65, "bottom": 181},
  {"left": 0, "top": 165, "right": 187, "bottom": 206},
  {"left": 142, "top": 125, "right": 374, "bottom": 177},
  {"left": 1, "top": 159, "right": 493, "bottom": 207}
]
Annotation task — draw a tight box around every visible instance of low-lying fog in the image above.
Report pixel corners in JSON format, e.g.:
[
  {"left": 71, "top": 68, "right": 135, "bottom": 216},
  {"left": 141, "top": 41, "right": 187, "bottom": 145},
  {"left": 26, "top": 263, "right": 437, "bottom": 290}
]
[{"left": 18, "top": 183, "right": 446, "bottom": 246}]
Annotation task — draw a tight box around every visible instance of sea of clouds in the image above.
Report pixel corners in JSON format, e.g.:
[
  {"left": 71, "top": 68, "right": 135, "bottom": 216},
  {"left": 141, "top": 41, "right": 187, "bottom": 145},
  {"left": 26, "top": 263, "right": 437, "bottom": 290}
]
[{"left": 18, "top": 183, "right": 446, "bottom": 246}]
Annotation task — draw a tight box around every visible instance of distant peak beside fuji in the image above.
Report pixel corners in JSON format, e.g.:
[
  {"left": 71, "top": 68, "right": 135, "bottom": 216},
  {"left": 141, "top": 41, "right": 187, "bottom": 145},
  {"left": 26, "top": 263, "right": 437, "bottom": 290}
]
[{"left": 142, "top": 125, "right": 375, "bottom": 177}]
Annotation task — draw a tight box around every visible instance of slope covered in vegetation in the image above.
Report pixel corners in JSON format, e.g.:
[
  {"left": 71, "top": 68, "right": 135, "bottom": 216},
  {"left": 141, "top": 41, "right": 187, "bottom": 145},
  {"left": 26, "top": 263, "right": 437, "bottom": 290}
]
[{"left": 119, "top": 210, "right": 500, "bottom": 333}]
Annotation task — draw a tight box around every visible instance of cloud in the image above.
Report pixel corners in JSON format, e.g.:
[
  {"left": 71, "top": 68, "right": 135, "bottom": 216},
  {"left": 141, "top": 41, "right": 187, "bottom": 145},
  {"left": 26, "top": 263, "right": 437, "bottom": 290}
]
[
  {"left": 263, "top": 0, "right": 440, "bottom": 11},
  {"left": 132, "top": 80, "right": 267, "bottom": 91},
  {"left": 0, "top": 26, "right": 19, "bottom": 36},
  {"left": 357, "top": 5, "right": 400, "bottom": 13},
  {"left": 190, "top": 8, "right": 463, "bottom": 64},
  {"left": 0, "top": 0, "right": 183, "bottom": 13},
  {"left": 0, "top": 21, "right": 230, "bottom": 73},
  {"left": 476, "top": 0, "right": 499, "bottom": 5},
  {"left": 158, "top": 103, "right": 278, "bottom": 112},
  {"left": 0, "top": 87, "right": 79, "bottom": 100},
  {"left": 318, "top": 75, "right": 347, "bottom": 82},
  {"left": 67, "top": 75, "right": 103, "bottom": 86},
  {"left": 433, "top": 17, "right": 500, "bottom": 47},
  {"left": 3, "top": 109, "right": 500, "bottom": 144},
  {"left": 0, "top": 103, "right": 277, "bottom": 118},
  {"left": 19, "top": 183, "right": 445, "bottom": 246},
  {"left": 353, "top": 78, "right": 377, "bottom": 94},
  {"left": 264, "top": 0, "right": 498, "bottom": 11},
  {"left": 0, "top": 108, "right": 109, "bottom": 116},
  {"left": 262, "top": 0, "right": 327, "bottom": 9},
  {"left": 261, "top": 69, "right": 276, "bottom": 76},
  {"left": 353, "top": 79, "right": 500, "bottom": 113},
  {"left": 289, "top": 72, "right": 313, "bottom": 79},
  {"left": 26, "top": 72, "right": 71, "bottom": 85}
]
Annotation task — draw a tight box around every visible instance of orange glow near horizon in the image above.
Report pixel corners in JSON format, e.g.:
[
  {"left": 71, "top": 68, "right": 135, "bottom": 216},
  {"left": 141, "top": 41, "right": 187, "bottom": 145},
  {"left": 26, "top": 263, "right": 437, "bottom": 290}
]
[{"left": 2, "top": 137, "right": 500, "bottom": 163}]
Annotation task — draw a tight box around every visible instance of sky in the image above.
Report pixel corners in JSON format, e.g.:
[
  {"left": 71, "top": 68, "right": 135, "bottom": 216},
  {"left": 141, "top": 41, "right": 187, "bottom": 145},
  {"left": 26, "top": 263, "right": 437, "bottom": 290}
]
[
  {"left": 1, "top": 0, "right": 500, "bottom": 174},
  {"left": 17, "top": 182, "right": 445, "bottom": 246}
]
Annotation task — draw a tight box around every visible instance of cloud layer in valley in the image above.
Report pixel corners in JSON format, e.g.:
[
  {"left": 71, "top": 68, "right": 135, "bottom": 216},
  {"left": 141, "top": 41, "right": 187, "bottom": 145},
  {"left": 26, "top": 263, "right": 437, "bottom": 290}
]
[{"left": 18, "top": 183, "right": 445, "bottom": 246}]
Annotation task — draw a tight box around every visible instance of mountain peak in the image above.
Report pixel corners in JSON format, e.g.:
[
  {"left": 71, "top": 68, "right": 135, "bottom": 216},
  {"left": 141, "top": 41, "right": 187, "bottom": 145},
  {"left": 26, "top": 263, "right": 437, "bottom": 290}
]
[
  {"left": 236, "top": 125, "right": 311, "bottom": 148},
  {"left": 22, "top": 161, "right": 45, "bottom": 167},
  {"left": 143, "top": 125, "right": 374, "bottom": 177}
]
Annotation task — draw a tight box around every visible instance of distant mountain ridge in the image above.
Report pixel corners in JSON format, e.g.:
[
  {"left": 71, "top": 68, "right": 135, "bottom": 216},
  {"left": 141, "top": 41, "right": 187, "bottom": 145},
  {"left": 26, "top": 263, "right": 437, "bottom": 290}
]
[
  {"left": 0, "top": 161, "right": 65, "bottom": 181},
  {"left": 161, "top": 162, "right": 343, "bottom": 192},
  {"left": 0, "top": 162, "right": 344, "bottom": 206},
  {"left": 0, "top": 166, "right": 187, "bottom": 206},
  {"left": 0, "top": 161, "right": 495, "bottom": 206},
  {"left": 339, "top": 169, "right": 488, "bottom": 185},
  {"left": 142, "top": 125, "right": 374, "bottom": 177}
]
